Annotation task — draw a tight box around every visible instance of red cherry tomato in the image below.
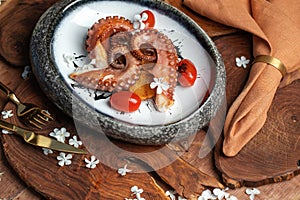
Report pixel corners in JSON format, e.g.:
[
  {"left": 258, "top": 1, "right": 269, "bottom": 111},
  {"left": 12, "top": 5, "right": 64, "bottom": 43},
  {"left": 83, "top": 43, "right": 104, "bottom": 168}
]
[
  {"left": 177, "top": 59, "right": 197, "bottom": 87},
  {"left": 110, "top": 91, "right": 141, "bottom": 112},
  {"left": 140, "top": 10, "right": 155, "bottom": 28}
]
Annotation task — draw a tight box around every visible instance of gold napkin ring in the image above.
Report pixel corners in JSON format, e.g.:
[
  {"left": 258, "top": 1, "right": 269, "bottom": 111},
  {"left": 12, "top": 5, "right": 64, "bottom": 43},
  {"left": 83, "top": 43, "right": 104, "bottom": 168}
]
[{"left": 253, "top": 55, "right": 287, "bottom": 77}]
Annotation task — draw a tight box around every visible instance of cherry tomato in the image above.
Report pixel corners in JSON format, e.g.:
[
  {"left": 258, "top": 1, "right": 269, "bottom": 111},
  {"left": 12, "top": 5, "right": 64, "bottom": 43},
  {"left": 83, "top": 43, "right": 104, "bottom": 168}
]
[
  {"left": 177, "top": 59, "right": 197, "bottom": 87},
  {"left": 110, "top": 91, "right": 141, "bottom": 112},
  {"left": 140, "top": 10, "right": 155, "bottom": 28}
]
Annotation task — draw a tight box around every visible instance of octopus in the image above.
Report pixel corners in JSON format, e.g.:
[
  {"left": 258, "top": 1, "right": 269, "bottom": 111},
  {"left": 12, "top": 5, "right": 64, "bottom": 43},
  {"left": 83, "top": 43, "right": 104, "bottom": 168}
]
[{"left": 70, "top": 16, "right": 178, "bottom": 112}]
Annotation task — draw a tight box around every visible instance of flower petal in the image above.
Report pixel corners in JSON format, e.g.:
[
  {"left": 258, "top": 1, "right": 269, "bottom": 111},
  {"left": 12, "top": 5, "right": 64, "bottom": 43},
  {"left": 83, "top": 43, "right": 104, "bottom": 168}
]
[
  {"left": 133, "top": 22, "right": 140, "bottom": 29},
  {"left": 150, "top": 81, "right": 158, "bottom": 89},
  {"left": 58, "top": 160, "right": 65, "bottom": 166},
  {"left": 156, "top": 86, "right": 163, "bottom": 94},
  {"left": 139, "top": 22, "right": 146, "bottom": 30},
  {"left": 134, "top": 14, "right": 141, "bottom": 21},
  {"left": 141, "top": 12, "right": 148, "bottom": 21}
]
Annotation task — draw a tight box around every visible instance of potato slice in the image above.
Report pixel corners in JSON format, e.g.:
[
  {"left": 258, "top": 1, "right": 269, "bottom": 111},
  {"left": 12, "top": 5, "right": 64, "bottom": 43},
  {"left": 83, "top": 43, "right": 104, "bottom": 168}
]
[{"left": 129, "top": 71, "right": 156, "bottom": 100}]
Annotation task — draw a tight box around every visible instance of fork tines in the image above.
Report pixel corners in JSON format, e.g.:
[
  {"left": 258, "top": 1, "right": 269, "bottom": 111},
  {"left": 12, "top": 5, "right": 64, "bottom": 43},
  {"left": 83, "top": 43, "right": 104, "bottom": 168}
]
[{"left": 29, "top": 110, "right": 54, "bottom": 129}]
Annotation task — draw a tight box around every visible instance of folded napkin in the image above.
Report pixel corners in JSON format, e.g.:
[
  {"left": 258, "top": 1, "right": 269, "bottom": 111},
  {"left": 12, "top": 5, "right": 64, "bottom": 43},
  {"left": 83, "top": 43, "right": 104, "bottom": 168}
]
[{"left": 183, "top": 0, "right": 300, "bottom": 156}]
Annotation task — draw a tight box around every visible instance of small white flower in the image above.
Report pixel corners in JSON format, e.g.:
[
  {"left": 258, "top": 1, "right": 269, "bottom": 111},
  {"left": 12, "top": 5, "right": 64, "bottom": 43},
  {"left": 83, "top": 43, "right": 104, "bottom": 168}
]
[
  {"left": 49, "top": 127, "right": 70, "bottom": 143},
  {"left": 150, "top": 77, "right": 169, "bottom": 94},
  {"left": 42, "top": 148, "right": 53, "bottom": 155},
  {"left": 131, "top": 186, "right": 145, "bottom": 200},
  {"left": 1, "top": 129, "right": 12, "bottom": 135},
  {"left": 56, "top": 152, "right": 72, "bottom": 166},
  {"left": 85, "top": 155, "right": 99, "bottom": 169},
  {"left": 165, "top": 190, "right": 176, "bottom": 200},
  {"left": 133, "top": 12, "right": 148, "bottom": 30},
  {"left": 198, "top": 189, "right": 217, "bottom": 200},
  {"left": 213, "top": 188, "right": 230, "bottom": 200},
  {"left": 63, "top": 54, "right": 76, "bottom": 68},
  {"left": 236, "top": 56, "right": 250, "bottom": 69},
  {"left": 1, "top": 110, "right": 13, "bottom": 119},
  {"left": 118, "top": 164, "right": 132, "bottom": 176},
  {"left": 245, "top": 188, "right": 260, "bottom": 200},
  {"left": 68, "top": 135, "right": 82, "bottom": 148},
  {"left": 21, "top": 65, "right": 32, "bottom": 79}
]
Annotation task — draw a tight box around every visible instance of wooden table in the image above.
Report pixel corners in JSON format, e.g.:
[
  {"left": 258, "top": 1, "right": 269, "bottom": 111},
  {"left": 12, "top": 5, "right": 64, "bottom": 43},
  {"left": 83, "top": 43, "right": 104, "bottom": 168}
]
[{"left": 0, "top": 0, "right": 299, "bottom": 199}]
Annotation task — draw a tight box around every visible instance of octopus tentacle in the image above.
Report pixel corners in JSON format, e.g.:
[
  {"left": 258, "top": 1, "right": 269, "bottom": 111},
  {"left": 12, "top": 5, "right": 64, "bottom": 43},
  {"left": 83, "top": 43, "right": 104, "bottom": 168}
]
[
  {"left": 86, "top": 16, "right": 134, "bottom": 52},
  {"left": 71, "top": 44, "right": 142, "bottom": 92},
  {"left": 131, "top": 29, "right": 178, "bottom": 111}
]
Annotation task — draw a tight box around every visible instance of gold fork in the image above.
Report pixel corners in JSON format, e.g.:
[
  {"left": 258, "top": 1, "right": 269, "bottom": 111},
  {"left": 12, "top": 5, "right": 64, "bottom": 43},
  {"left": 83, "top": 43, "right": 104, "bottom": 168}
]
[{"left": 0, "top": 81, "right": 53, "bottom": 129}]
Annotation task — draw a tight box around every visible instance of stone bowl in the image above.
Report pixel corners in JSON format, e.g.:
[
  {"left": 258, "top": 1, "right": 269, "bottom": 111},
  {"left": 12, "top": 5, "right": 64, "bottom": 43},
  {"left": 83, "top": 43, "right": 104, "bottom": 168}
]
[{"left": 30, "top": 0, "right": 226, "bottom": 145}]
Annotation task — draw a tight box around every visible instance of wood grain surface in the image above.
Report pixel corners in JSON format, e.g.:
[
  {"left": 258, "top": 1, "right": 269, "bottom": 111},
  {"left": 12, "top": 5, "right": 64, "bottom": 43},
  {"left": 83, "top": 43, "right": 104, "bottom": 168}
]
[
  {"left": 0, "top": 0, "right": 299, "bottom": 200},
  {"left": 0, "top": 0, "right": 60, "bottom": 66}
]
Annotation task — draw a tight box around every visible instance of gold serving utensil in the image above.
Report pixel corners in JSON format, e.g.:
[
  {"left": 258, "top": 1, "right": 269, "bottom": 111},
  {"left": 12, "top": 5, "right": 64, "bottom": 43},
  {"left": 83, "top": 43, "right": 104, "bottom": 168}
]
[
  {"left": 0, "top": 119, "right": 87, "bottom": 154},
  {"left": 0, "top": 81, "right": 53, "bottom": 129}
]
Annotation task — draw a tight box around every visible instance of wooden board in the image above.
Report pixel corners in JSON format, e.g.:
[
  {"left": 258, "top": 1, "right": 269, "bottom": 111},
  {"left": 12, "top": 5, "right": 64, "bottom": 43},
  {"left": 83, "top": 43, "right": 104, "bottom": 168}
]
[{"left": 215, "top": 81, "right": 300, "bottom": 188}]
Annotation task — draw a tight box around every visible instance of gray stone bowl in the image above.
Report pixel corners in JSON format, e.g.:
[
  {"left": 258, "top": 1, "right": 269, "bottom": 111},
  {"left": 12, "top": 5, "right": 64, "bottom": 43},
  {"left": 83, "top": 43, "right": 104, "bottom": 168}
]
[{"left": 30, "top": 0, "right": 226, "bottom": 145}]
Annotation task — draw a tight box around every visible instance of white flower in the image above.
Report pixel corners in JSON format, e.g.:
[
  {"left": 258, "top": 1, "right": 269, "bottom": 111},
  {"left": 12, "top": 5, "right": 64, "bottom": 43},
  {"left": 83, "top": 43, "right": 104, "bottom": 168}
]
[
  {"left": 85, "top": 155, "right": 99, "bottom": 169},
  {"left": 165, "top": 190, "right": 176, "bottom": 200},
  {"left": 49, "top": 127, "right": 70, "bottom": 143},
  {"left": 131, "top": 186, "right": 145, "bottom": 200},
  {"left": 1, "top": 110, "right": 13, "bottom": 119},
  {"left": 63, "top": 53, "right": 76, "bottom": 68},
  {"left": 57, "top": 152, "right": 72, "bottom": 166},
  {"left": 133, "top": 12, "right": 148, "bottom": 30},
  {"left": 21, "top": 65, "right": 32, "bottom": 79},
  {"left": 150, "top": 77, "right": 169, "bottom": 94},
  {"left": 198, "top": 189, "right": 217, "bottom": 200},
  {"left": 245, "top": 188, "right": 260, "bottom": 200},
  {"left": 118, "top": 164, "right": 132, "bottom": 176},
  {"left": 236, "top": 56, "right": 250, "bottom": 69},
  {"left": 68, "top": 136, "right": 82, "bottom": 148},
  {"left": 213, "top": 188, "right": 230, "bottom": 200},
  {"left": 1, "top": 129, "right": 12, "bottom": 135},
  {"left": 42, "top": 148, "right": 53, "bottom": 155}
]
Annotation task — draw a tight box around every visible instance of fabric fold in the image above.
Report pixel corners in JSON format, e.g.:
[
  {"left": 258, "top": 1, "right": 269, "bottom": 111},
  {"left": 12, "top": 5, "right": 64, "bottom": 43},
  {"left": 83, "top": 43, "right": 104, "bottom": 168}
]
[{"left": 183, "top": 0, "right": 300, "bottom": 156}]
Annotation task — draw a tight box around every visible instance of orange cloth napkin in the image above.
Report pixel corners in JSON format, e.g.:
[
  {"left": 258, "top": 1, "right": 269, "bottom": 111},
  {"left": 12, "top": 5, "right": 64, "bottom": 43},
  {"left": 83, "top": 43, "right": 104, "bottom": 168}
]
[{"left": 183, "top": 0, "right": 300, "bottom": 156}]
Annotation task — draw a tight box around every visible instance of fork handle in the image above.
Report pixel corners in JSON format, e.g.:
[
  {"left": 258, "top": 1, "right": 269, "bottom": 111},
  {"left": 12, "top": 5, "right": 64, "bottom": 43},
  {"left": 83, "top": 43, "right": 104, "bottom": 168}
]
[{"left": 0, "top": 81, "right": 22, "bottom": 105}]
